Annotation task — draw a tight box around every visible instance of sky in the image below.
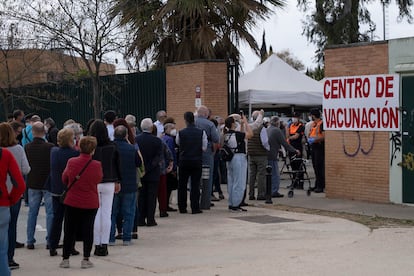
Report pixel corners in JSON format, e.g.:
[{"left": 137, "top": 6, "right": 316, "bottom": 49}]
[{"left": 239, "top": 1, "right": 414, "bottom": 75}]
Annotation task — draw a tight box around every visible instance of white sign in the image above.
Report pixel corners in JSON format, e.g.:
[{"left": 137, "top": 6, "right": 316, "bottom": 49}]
[
  {"left": 195, "top": 98, "right": 202, "bottom": 107},
  {"left": 323, "top": 74, "right": 400, "bottom": 131}
]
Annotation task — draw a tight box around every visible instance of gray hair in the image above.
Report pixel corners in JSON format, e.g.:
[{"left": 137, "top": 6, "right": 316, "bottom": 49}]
[
  {"left": 114, "top": 125, "right": 127, "bottom": 139},
  {"left": 196, "top": 105, "right": 209, "bottom": 118},
  {"left": 141, "top": 118, "right": 154, "bottom": 132},
  {"left": 270, "top": 116, "right": 280, "bottom": 127}
]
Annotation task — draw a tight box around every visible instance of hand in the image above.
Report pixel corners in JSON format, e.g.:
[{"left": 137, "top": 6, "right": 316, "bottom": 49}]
[
  {"left": 308, "top": 137, "right": 315, "bottom": 144},
  {"left": 114, "top": 182, "right": 121, "bottom": 194},
  {"left": 296, "top": 149, "right": 301, "bottom": 156},
  {"left": 166, "top": 162, "right": 173, "bottom": 174}
]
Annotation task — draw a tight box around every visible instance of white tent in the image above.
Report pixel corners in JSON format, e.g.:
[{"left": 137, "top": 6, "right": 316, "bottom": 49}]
[{"left": 238, "top": 54, "right": 323, "bottom": 113}]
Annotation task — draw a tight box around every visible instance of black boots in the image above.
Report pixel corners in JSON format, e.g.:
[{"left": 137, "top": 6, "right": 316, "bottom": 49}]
[{"left": 94, "top": 244, "right": 108, "bottom": 256}]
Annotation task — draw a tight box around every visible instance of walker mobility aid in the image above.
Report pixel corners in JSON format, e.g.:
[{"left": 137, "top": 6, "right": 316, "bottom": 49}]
[{"left": 282, "top": 155, "right": 313, "bottom": 198}]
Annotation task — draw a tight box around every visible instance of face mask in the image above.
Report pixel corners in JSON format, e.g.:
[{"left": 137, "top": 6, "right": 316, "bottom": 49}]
[
  {"left": 292, "top": 118, "right": 298, "bottom": 123},
  {"left": 169, "top": 129, "right": 177, "bottom": 136},
  {"left": 308, "top": 116, "right": 313, "bottom": 121}
]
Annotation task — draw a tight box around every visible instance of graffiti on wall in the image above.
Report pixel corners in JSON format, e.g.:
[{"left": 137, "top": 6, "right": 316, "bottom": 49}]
[
  {"left": 342, "top": 131, "right": 375, "bottom": 157},
  {"left": 390, "top": 131, "right": 402, "bottom": 166}
]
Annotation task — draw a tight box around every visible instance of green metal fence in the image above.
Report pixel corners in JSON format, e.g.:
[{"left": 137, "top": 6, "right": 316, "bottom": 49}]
[{"left": 2, "top": 69, "right": 166, "bottom": 128}]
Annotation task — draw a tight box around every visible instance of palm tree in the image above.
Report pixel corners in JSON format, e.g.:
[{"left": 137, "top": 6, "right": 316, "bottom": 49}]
[{"left": 112, "top": 0, "right": 286, "bottom": 69}]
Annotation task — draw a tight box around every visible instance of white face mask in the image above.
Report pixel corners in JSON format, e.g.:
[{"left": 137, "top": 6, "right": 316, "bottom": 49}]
[
  {"left": 308, "top": 116, "right": 313, "bottom": 121},
  {"left": 169, "top": 129, "right": 177, "bottom": 136},
  {"left": 292, "top": 118, "right": 298, "bottom": 123}
]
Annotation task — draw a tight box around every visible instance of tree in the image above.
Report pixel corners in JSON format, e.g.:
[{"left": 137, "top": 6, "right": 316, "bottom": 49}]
[
  {"left": 111, "top": 0, "right": 286, "bottom": 69},
  {"left": 3, "top": 0, "right": 128, "bottom": 118},
  {"left": 276, "top": 49, "right": 305, "bottom": 71},
  {"left": 306, "top": 65, "right": 324, "bottom": 81},
  {"left": 0, "top": 21, "right": 64, "bottom": 118},
  {"left": 297, "top": 0, "right": 413, "bottom": 63}
]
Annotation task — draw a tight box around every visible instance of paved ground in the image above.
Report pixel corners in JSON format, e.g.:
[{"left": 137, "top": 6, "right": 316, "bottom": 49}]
[
  {"left": 12, "top": 181, "right": 414, "bottom": 275},
  {"left": 11, "top": 161, "right": 414, "bottom": 275}
]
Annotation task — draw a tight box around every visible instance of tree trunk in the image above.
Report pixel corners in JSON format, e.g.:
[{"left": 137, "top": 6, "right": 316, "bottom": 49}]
[{"left": 92, "top": 77, "right": 101, "bottom": 119}]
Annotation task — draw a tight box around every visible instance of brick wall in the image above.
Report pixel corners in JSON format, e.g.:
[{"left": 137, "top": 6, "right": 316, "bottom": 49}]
[
  {"left": 166, "top": 61, "right": 228, "bottom": 129},
  {"left": 324, "top": 42, "right": 390, "bottom": 203},
  {"left": 0, "top": 49, "right": 115, "bottom": 87}
]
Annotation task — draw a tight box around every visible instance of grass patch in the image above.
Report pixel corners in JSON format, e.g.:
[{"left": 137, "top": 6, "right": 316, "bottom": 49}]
[{"left": 264, "top": 204, "right": 414, "bottom": 230}]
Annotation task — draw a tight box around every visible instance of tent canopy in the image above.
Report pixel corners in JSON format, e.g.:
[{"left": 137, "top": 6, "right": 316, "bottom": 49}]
[{"left": 238, "top": 54, "right": 323, "bottom": 109}]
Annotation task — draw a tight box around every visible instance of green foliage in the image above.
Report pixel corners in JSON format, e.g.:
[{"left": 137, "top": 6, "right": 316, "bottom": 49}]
[
  {"left": 306, "top": 65, "right": 324, "bottom": 81},
  {"left": 112, "top": 0, "right": 286, "bottom": 69},
  {"left": 298, "top": 0, "right": 413, "bottom": 63}
]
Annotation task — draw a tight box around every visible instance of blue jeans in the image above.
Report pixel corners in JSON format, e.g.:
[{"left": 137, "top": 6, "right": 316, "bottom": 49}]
[
  {"left": 268, "top": 160, "right": 280, "bottom": 194},
  {"left": 110, "top": 192, "right": 137, "bottom": 242},
  {"left": 27, "top": 189, "right": 53, "bottom": 246},
  {"left": 8, "top": 199, "right": 21, "bottom": 262},
  {"left": 0, "top": 207, "right": 11, "bottom": 276},
  {"left": 227, "top": 153, "right": 247, "bottom": 207}
]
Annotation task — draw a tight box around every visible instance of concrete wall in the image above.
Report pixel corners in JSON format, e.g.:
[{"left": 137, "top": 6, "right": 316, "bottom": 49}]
[
  {"left": 324, "top": 42, "right": 390, "bottom": 203},
  {"left": 166, "top": 61, "right": 228, "bottom": 129}
]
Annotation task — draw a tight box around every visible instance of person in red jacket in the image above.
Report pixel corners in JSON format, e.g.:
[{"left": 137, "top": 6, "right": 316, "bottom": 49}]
[
  {"left": 0, "top": 147, "right": 26, "bottom": 276},
  {"left": 60, "top": 136, "right": 103, "bottom": 269}
]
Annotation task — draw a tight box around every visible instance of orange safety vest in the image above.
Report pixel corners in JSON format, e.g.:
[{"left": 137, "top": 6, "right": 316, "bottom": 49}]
[
  {"left": 309, "top": 120, "right": 323, "bottom": 138},
  {"left": 289, "top": 123, "right": 303, "bottom": 136}
]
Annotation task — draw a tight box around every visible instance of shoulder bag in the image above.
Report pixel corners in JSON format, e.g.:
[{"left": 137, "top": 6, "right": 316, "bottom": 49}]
[
  {"left": 60, "top": 159, "right": 92, "bottom": 204},
  {"left": 220, "top": 133, "right": 235, "bottom": 162}
]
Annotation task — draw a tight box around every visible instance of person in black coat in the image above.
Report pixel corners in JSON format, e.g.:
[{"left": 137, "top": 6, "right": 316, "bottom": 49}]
[
  {"left": 175, "top": 112, "right": 207, "bottom": 214},
  {"left": 47, "top": 128, "right": 80, "bottom": 256},
  {"left": 88, "top": 119, "right": 121, "bottom": 256},
  {"left": 44, "top": 118, "right": 59, "bottom": 146},
  {"left": 135, "top": 118, "right": 163, "bottom": 227}
]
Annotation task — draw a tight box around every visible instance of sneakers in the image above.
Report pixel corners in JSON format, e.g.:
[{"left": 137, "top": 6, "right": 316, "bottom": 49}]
[
  {"left": 229, "top": 206, "right": 247, "bottom": 212},
  {"left": 59, "top": 259, "right": 69, "bottom": 268},
  {"left": 9, "top": 260, "right": 20, "bottom": 270},
  {"left": 81, "top": 259, "right": 94, "bottom": 269}
]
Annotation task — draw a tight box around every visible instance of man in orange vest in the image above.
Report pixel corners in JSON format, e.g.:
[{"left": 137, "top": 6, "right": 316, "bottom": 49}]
[
  {"left": 307, "top": 108, "right": 325, "bottom": 193},
  {"left": 287, "top": 112, "right": 305, "bottom": 189}
]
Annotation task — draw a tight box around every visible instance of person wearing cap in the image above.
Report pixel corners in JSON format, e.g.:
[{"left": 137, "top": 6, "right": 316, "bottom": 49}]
[
  {"left": 287, "top": 112, "right": 305, "bottom": 189},
  {"left": 308, "top": 108, "right": 325, "bottom": 193}
]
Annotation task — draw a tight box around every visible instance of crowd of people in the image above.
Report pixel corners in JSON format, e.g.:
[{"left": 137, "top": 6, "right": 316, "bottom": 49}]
[{"left": 0, "top": 106, "right": 324, "bottom": 275}]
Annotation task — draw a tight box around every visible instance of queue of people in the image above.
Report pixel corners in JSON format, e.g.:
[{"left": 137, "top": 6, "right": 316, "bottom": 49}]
[{"left": 0, "top": 106, "right": 324, "bottom": 275}]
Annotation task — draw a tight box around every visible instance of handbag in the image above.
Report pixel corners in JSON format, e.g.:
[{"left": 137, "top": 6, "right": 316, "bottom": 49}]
[
  {"left": 166, "top": 171, "right": 178, "bottom": 191},
  {"left": 60, "top": 159, "right": 92, "bottom": 204},
  {"left": 220, "top": 133, "right": 235, "bottom": 162}
]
